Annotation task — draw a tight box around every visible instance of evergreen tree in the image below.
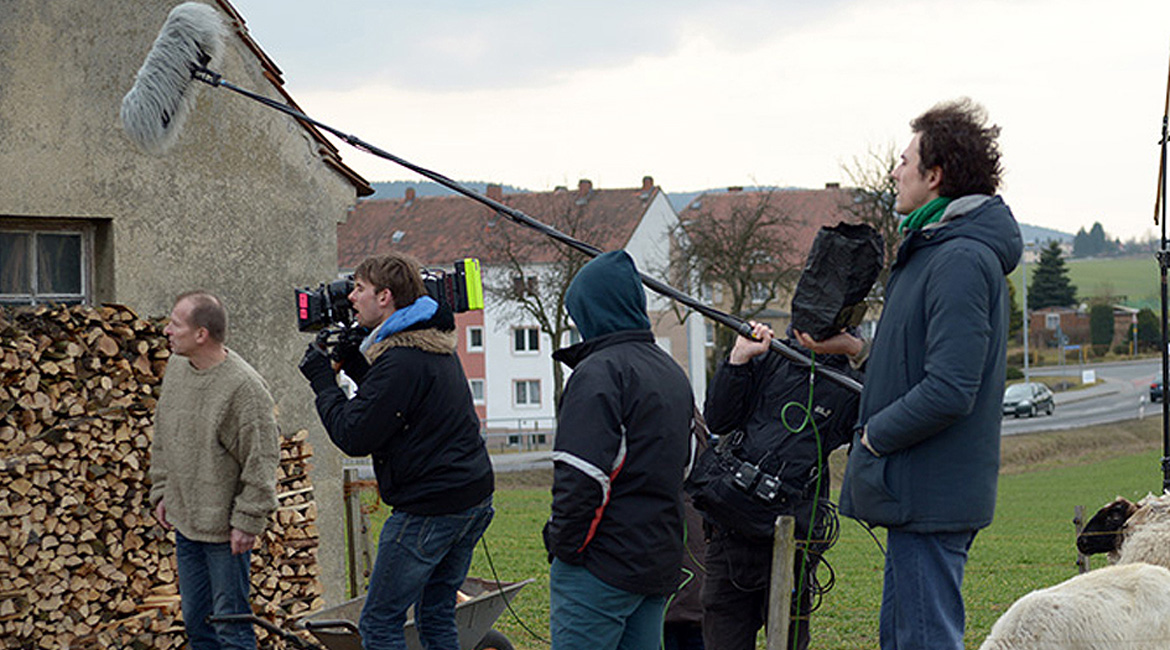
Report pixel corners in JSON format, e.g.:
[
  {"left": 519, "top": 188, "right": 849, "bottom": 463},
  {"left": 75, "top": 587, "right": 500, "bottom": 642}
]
[
  {"left": 1088, "top": 222, "right": 1108, "bottom": 256},
  {"left": 1072, "top": 227, "right": 1092, "bottom": 258},
  {"left": 1028, "top": 241, "right": 1078, "bottom": 309},
  {"left": 1089, "top": 303, "right": 1114, "bottom": 348},
  {"left": 1136, "top": 307, "right": 1160, "bottom": 350}
]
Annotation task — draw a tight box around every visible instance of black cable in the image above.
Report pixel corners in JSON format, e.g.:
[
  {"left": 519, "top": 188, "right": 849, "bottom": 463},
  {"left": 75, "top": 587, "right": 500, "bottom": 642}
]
[
  {"left": 851, "top": 515, "right": 888, "bottom": 557},
  {"left": 479, "top": 534, "right": 551, "bottom": 646},
  {"left": 776, "top": 352, "right": 831, "bottom": 650},
  {"left": 800, "top": 499, "right": 841, "bottom": 614}
]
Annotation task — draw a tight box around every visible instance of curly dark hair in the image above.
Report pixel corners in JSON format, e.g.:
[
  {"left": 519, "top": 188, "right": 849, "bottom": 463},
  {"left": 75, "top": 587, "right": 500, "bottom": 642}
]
[{"left": 911, "top": 98, "right": 1003, "bottom": 197}]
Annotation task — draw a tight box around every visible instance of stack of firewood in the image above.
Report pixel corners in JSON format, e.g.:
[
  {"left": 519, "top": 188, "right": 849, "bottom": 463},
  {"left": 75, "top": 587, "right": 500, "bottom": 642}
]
[{"left": 0, "top": 304, "right": 322, "bottom": 649}]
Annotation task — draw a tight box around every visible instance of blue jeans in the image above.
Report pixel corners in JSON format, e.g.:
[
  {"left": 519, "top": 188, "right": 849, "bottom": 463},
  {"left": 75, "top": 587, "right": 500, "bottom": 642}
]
[
  {"left": 174, "top": 530, "right": 256, "bottom": 650},
  {"left": 879, "top": 529, "right": 977, "bottom": 650},
  {"left": 360, "top": 498, "right": 494, "bottom": 650},
  {"left": 550, "top": 559, "right": 668, "bottom": 650}
]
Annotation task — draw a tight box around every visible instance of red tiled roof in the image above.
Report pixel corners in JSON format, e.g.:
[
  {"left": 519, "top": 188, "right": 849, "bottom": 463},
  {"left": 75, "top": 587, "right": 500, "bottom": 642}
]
[
  {"left": 215, "top": 1, "right": 373, "bottom": 196},
  {"left": 679, "top": 186, "right": 860, "bottom": 265},
  {"left": 339, "top": 179, "right": 662, "bottom": 269}
]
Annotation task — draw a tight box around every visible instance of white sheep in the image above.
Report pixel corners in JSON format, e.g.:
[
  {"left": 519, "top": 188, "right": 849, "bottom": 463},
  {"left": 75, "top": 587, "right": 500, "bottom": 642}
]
[
  {"left": 977, "top": 562, "right": 1170, "bottom": 650},
  {"left": 1116, "top": 494, "right": 1170, "bottom": 568},
  {"left": 977, "top": 493, "right": 1170, "bottom": 649}
]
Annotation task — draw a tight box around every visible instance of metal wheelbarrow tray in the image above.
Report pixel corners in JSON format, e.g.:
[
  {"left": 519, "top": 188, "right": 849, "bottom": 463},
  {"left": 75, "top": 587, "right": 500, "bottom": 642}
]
[
  {"left": 300, "top": 576, "right": 532, "bottom": 650},
  {"left": 210, "top": 576, "right": 531, "bottom": 650}
]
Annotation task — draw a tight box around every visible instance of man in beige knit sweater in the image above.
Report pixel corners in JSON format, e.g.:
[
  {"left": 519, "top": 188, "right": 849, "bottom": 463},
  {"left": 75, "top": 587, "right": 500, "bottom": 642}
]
[{"left": 150, "top": 290, "right": 279, "bottom": 650}]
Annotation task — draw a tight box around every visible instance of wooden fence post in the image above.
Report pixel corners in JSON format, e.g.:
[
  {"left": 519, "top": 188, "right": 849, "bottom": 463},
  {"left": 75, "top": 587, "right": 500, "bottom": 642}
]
[
  {"left": 344, "top": 468, "right": 373, "bottom": 597},
  {"left": 1073, "top": 505, "right": 1091, "bottom": 574},
  {"left": 766, "top": 515, "right": 796, "bottom": 650}
]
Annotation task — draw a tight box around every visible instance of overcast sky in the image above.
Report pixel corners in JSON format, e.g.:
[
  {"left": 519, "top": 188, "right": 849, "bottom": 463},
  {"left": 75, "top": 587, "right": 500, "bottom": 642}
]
[{"left": 227, "top": 0, "right": 1170, "bottom": 241}]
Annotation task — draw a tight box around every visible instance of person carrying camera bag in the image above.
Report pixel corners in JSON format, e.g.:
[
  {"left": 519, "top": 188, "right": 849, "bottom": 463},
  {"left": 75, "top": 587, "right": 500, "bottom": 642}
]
[{"left": 698, "top": 322, "right": 861, "bottom": 650}]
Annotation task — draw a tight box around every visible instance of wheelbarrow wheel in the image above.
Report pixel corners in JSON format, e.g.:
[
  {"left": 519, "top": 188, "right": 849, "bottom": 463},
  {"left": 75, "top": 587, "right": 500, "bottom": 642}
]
[{"left": 474, "top": 628, "right": 515, "bottom": 650}]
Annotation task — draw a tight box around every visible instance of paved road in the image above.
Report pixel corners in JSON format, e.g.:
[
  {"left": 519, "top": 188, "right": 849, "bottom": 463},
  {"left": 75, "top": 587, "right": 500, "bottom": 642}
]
[
  {"left": 491, "top": 450, "right": 553, "bottom": 473},
  {"left": 343, "top": 450, "right": 553, "bottom": 478},
  {"left": 1003, "top": 358, "right": 1163, "bottom": 435}
]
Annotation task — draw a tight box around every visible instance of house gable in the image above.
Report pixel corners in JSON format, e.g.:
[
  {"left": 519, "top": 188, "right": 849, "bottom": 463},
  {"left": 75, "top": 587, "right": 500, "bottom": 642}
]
[{"left": 0, "top": 0, "right": 377, "bottom": 607}]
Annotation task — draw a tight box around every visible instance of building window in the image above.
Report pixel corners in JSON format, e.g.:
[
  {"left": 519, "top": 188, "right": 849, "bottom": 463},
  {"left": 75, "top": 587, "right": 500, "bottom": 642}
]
[
  {"left": 513, "top": 327, "right": 540, "bottom": 354},
  {"left": 705, "top": 322, "right": 715, "bottom": 347},
  {"left": 565, "top": 327, "right": 581, "bottom": 347},
  {"left": 469, "top": 379, "right": 485, "bottom": 404},
  {"left": 512, "top": 275, "right": 538, "bottom": 296},
  {"left": 1, "top": 223, "right": 92, "bottom": 305},
  {"left": 750, "top": 281, "right": 770, "bottom": 304},
  {"left": 467, "top": 326, "right": 484, "bottom": 352},
  {"left": 701, "top": 282, "right": 723, "bottom": 304},
  {"left": 514, "top": 379, "right": 541, "bottom": 407}
]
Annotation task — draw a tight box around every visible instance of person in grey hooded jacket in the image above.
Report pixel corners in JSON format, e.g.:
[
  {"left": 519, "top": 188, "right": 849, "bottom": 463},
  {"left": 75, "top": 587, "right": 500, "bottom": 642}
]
[
  {"left": 544, "top": 250, "right": 694, "bottom": 650},
  {"left": 837, "top": 98, "right": 1022, "bottom": 650}
]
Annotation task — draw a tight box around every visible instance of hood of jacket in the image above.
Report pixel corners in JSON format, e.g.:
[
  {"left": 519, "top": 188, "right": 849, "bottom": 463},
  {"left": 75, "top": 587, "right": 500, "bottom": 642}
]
[
  {"left": 365, "top": 327, "right": 457, "bottom": 361},
  {"left": 907, "top": 195, "right": 1022, "bottom": 276},
  {"left": 565, "top": 250, "right": 652, "bottom": 340}
]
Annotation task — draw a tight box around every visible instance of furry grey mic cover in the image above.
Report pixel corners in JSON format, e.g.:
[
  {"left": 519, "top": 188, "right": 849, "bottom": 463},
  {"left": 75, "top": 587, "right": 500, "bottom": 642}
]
[{"left": 120, "top": 2, "right": 226, "bottom": 155}]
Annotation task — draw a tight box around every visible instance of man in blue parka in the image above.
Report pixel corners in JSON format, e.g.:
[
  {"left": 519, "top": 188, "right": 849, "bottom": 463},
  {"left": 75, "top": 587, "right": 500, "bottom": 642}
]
[{"left": 838, "top": 98, "right": 1022, "bottom": 650}]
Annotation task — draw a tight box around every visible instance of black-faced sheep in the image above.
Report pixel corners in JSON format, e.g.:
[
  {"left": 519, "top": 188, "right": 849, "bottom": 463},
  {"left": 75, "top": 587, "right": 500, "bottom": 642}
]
[
  {"left": 977, "top": 563, "right": 1170, "bottom": 650},
  {"left": 976, "top": 493, "right": 1170, "bottom": 649},
  {"left": 1077, "top": 492, "right": 1170, "bottom": 568}
]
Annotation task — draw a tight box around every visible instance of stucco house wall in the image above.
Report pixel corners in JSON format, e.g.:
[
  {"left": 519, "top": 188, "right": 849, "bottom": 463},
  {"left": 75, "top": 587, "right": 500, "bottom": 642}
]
[{"left": 0, "top": 0, "right": 370, "bottom": 604}]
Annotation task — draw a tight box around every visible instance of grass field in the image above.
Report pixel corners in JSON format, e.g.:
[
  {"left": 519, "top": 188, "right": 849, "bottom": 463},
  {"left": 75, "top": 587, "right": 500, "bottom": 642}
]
[
  {"left": 357, "top": 417, "right": 1166, "bottom": 649},
  {"left": 1009, "top": 254, "right": 1160, "bottom": 310}
]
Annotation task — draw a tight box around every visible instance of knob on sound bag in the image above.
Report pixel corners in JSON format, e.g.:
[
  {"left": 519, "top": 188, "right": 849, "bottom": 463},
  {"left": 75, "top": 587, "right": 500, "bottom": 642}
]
[{"left": 790, "top": 222, "right": 883, "bottom": 341}]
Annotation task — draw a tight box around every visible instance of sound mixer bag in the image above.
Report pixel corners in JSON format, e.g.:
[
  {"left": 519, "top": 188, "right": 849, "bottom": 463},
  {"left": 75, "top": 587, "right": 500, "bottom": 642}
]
[
  {"left": 789, "top": 222, "right": 883, "bottom": 341},
  {"left": 685, "top": 431, "right": 811, "bottom": 541}
]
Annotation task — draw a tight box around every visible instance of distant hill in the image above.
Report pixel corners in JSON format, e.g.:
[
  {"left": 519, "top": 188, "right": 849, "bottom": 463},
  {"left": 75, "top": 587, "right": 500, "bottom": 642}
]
[
  {"left": 363, "top": 181, "right": 1074, "bottom": 245},
  {"left": 1018, "top": 223, "right": 1071, "bottom": 245},
  {"left": 667, "top": 186, "right": 800, "bottom": 213},
  {"left": 366, "top": 180, "right": 529, "bottom": 200}
]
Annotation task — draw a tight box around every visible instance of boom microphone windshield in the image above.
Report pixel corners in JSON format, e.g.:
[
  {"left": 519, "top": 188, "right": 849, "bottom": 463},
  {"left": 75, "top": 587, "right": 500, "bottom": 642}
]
[
  {"left": 120, "top": 2, "right": 226, "bottom": 154},
  {"left": 119, "top": 4, "right": 862, "bottom": 395}
]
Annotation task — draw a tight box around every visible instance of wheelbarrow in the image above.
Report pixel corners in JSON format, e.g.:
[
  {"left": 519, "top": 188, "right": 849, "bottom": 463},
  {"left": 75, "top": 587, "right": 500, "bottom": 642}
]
[{"left": 212, "top": 576, "right": 532, "bottom": 650}]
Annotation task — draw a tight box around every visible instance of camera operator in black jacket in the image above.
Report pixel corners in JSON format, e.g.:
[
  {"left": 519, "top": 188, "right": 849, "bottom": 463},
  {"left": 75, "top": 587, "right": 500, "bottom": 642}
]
[{"left": 299, "top": 252, "right": 493, "bottom": 650}]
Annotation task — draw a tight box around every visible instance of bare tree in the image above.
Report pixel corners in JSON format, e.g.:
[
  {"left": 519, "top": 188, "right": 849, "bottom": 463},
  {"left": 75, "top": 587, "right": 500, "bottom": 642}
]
[
  {"left": 668, "top": 190, "right": 801, "bottom": 377},
  {"left": 841, "top": 143, "right": 902, "bottom": 295},
  {"left": 478, "top": 192, "right": 603, "bottom": 411}
]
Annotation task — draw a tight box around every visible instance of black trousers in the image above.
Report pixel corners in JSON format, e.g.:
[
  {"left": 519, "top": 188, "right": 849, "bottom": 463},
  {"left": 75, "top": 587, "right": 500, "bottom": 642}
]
[{"left": 700, "top": 526, "right": 816, "bottom": 650}]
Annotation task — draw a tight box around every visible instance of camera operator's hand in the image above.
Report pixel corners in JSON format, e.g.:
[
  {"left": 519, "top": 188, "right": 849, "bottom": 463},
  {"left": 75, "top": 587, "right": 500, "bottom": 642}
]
[
  {"left": 298, "top": 343, "right": 336, "bottom": 393},
  {"left": 332, "top": 328, "right": 370, "bottom": 383}
]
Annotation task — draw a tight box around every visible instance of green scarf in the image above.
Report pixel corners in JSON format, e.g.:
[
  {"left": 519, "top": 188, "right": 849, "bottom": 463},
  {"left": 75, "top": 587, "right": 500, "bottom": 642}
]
[{"left": 899, "top": 197, "right": 952, "bottom": 233}]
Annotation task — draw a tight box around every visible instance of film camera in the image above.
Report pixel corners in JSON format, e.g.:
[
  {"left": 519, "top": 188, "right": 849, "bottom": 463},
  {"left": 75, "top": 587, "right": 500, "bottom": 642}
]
[{"left": 295, "top": 258, "right": 484, "bottom": 346}]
